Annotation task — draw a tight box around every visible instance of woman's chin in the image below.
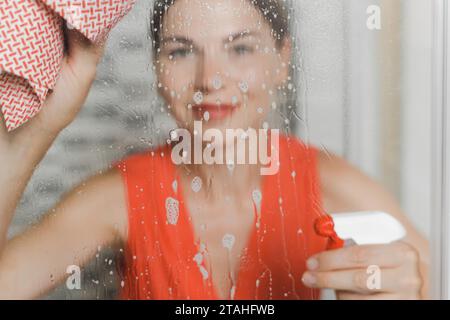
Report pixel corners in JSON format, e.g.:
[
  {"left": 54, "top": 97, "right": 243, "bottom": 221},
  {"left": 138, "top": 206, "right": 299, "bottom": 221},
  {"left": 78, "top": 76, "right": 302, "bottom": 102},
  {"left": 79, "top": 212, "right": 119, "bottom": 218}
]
[{"left": 185, "top": 117, "right": 242, "bottom": 131}]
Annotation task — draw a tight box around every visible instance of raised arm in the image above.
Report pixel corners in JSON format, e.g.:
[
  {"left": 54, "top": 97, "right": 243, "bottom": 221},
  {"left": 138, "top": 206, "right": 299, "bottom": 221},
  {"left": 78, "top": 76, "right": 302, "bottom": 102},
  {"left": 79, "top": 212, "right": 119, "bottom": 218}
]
[
  {"left": 0, "top": 27, "right": 105, "bottom": 249},
  {"left": 0, "top": 27, "right": 128, "bottom": 299}
]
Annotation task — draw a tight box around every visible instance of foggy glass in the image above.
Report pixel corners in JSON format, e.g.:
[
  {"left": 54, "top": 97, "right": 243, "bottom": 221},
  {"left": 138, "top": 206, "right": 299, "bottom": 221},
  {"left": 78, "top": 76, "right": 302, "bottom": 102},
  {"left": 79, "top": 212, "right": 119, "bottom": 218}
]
[{"left": 7, "top": 0, "right": 433, "bottom": 299}]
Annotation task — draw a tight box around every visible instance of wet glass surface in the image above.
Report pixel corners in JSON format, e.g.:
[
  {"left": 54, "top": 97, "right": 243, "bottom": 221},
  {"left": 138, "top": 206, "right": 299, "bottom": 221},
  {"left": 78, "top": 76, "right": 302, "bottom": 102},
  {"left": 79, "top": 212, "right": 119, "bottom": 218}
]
[{"left": 5, "top": 0, "right": 434, "bottom": 299}]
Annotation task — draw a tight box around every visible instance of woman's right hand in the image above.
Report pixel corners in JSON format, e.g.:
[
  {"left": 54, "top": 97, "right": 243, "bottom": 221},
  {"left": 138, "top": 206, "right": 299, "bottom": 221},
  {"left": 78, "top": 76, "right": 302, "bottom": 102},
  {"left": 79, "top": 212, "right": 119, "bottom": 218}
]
[
  {"left": 0, "top": 26, "right": 106, "bottom": 249},
  {"left": 1, "top": 26, "right": 106, "bottom": 151}
]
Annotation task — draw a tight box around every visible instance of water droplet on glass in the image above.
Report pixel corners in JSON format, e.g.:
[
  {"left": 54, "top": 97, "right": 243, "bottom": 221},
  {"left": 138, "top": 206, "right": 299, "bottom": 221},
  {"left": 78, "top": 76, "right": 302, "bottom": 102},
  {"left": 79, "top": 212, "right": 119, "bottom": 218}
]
[
  {"left": 252, "top": 189, "right": 262, "bottom": 204},
  {"left": 172, "top": 180, "right": 178, "bottom": 193},
  {"left": 193, "top": 252, "right": 203, "bottom": 265},
  {"left": 191, "top": 176, "right": 202, "bottom": 193},
  {"left": 170, "top": 129, "right": 178, "bottom": 141},
  {"left": 252, "top": 189, "right": 262, "bottom": 228},
  {"left": 239, "top": 81, "right": 249, "bottom": 93},
  {"left": 166, "top": 197, "right": 180, "bottom": 225},
  {"left": 222, "top": 233, "right": 236, "bottom": 250},
  {"left": 230, "top": 285, "right": 236, "bottom": 300},
  {"left": 193, "top": 91, "right": 203, "bottom": 105},
  {"left": 199, "top": 265, "right": 209, "bottom": 280},
  {"left": 212, "top": 75, "right": 222, "bottom": 89}
]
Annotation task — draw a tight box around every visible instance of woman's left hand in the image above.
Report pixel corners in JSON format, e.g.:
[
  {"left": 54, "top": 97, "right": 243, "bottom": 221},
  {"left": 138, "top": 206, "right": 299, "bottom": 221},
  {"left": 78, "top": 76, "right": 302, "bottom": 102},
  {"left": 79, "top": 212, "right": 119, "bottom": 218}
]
[{"left": 301, "top": 241, "right": 423, "bottom": 299}]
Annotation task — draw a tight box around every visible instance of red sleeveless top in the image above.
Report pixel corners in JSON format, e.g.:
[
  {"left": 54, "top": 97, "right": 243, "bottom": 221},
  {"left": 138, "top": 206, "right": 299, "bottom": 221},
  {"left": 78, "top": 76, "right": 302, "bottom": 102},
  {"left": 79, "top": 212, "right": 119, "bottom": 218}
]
[{"left": 114, "top": 133, "right": 330, "bottom": 300}]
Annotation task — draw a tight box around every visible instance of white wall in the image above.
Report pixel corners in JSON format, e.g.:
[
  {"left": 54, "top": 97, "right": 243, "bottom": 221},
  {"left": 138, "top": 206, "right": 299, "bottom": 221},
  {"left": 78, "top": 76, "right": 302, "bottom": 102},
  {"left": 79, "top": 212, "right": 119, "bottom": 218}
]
[
  {"left": 295, "top": 0, "right": 433, "bottom": 237},
  {"left": 400, "top": 0, "right": 433, "bottom": 238},
  {"left": 293, "top": 0, "right": 346, "bottom": 155}
]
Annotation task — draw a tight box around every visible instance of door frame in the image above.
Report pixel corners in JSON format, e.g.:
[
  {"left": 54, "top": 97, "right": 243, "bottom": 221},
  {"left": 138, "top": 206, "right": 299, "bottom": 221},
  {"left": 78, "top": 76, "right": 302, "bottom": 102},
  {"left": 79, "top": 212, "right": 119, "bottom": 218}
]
[{"left": 431, "top": 0, "right": 450, "bottom": 300}]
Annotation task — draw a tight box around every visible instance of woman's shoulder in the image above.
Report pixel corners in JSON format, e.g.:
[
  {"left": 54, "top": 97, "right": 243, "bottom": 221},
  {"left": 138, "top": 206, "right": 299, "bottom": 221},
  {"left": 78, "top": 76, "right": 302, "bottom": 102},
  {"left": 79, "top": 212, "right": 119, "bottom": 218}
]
[
  {"left": 278, "top": 133, "right": 346, "bottom": 168},
  {"left": 277, "top": 134, "right": 365, "bottom": 212},
  {"left": 278, "top": 133, "right": 322, "bottom": 160},
  {"left": 113, "top": 144, "right": 171, "bottom": 174},
  {"left": 313, "top": 143, "right": 392, "bottom": 214}
]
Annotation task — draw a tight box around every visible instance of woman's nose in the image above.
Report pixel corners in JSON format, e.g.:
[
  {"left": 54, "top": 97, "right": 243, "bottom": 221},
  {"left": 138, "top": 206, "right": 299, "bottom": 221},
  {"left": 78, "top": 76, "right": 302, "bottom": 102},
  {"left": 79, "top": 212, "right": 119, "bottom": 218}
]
[{"left": 193, "top": 48, "right": 225, "bottom": 94}]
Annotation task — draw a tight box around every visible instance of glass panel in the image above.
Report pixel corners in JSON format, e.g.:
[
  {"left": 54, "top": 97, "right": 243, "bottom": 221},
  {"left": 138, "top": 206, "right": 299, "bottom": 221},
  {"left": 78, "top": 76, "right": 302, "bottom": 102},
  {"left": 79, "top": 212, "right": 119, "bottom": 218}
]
[
  {"left": 430, "top": 0, "right": 450, "bottom": 300},
  {"left": 296, "top": 0, "right": 433, "bottom": 299},
  {"left": 1, "top": 0, "right": 438, "bottom": 300}
]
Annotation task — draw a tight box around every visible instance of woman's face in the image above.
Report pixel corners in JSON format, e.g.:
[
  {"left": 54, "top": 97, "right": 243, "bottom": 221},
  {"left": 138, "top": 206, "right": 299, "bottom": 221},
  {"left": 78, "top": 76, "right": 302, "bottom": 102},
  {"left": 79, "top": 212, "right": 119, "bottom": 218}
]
[{"left": 156, "top": 0, "right": 292, "bottom": 137}]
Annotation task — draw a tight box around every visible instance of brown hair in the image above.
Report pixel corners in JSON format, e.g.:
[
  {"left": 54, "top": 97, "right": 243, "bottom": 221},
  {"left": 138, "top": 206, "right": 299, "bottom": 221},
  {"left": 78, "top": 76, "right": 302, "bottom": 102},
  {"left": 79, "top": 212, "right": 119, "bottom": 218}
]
[{"left": 150, "top": 0, "right": 290, "bottom": 57}]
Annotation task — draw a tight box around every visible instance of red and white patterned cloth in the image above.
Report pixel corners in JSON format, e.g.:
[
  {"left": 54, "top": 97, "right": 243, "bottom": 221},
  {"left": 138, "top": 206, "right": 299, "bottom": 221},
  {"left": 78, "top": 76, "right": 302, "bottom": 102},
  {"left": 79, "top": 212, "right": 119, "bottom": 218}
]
[{"left": 0, "top": 0, "right": 136, "bottom": 132}]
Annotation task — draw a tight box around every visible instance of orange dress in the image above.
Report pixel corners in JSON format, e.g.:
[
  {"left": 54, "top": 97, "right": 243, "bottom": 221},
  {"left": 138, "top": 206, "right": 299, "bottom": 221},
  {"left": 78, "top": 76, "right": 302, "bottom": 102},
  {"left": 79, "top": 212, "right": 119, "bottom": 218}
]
[{"left": 114, "top": 133, "right": 330, "bottom": 300}]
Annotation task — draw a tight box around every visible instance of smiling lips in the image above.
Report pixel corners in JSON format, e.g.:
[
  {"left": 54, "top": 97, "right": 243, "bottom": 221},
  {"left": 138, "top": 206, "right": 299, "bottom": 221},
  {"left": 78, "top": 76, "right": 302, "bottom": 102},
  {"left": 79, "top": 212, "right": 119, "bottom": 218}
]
[{"left": 192, "top": 103, "right": 238, "bottom": 121}]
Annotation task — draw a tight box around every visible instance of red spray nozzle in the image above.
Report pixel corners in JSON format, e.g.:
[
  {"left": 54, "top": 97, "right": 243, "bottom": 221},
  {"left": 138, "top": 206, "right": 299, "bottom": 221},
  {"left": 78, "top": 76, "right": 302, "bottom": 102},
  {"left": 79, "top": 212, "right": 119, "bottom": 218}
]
[{"left": 314, "top": 214, "right": 345, "bottom": 250}]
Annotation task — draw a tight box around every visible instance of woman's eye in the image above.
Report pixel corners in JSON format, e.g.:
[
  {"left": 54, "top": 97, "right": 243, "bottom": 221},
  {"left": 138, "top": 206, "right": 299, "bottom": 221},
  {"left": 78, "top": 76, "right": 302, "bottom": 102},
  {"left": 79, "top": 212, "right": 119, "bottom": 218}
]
[
  {"left": 168, "top": 48, "right": 191, "bottom": 59},
  {"left": 232, "top": 45, "right": 254, "bottom": 55}
]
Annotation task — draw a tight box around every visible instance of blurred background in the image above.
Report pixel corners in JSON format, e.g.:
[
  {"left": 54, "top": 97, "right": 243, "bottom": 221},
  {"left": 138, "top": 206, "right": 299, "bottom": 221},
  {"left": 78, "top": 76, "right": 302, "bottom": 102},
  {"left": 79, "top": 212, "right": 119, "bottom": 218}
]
[{"left": 7, "top": 0, "right": 434, "bottom": 299}]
